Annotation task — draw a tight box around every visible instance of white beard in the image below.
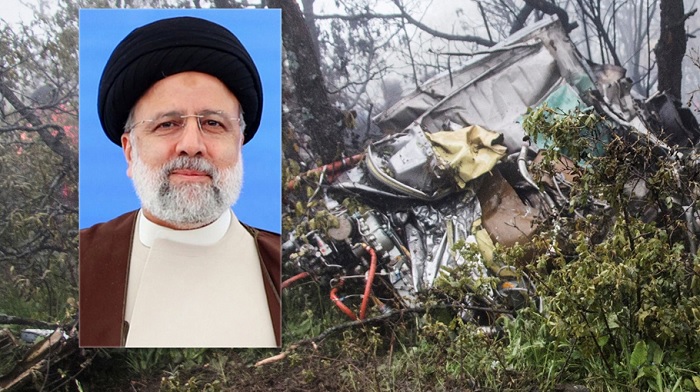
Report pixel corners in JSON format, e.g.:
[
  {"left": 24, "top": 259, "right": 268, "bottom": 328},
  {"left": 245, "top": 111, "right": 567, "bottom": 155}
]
[{"left": 130, "top": 148, "right": 243, "bottom": 229}]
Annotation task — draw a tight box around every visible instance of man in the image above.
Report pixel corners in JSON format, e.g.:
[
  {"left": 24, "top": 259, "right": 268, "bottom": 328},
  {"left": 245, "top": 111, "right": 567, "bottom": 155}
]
[{"left": 79, "top": 15, "right": 281, "bottom": 348}]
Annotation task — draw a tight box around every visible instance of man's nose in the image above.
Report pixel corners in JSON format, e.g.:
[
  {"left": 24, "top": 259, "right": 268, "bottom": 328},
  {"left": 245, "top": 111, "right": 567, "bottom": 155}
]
[{"left": 176, "top": 117, "right": 207, "bottom": 156}]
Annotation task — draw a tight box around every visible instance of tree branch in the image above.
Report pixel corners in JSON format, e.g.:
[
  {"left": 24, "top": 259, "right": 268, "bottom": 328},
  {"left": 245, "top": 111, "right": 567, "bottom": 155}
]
[
  {"left": 477, "top": 2, "right": 493, "bottom": 42},
  {"left": 0, "top": 73, "right": 76, "bottom": 168},
  {"left": 576, "top": 0, "right": 621, "bottom": 65},
  {"left": 255, "top": 303, "right": 513, "bottom": 366},
  {"left": 510, "top": 4, "right": 535, "bottom": 34},
  {"left": 0, "top": 123, "right": 65, "bottom": 134},
  {"left": 314, "top": 7, "right": 497, "bottom": 47},
  {"left": 0, "top": 314, "right": 54, "bottom": 329},
  {"left": 390, "top": 0, "right": 497, "bottom": 47},
  {"left": 312, "top": 12, "right": 403, "bottom": 21},
  {"left": 522, "top": 0, "right": 578, "bottom": 33},
  {"left": 671, "top": 8, "right": 698, "bottom": 28}
]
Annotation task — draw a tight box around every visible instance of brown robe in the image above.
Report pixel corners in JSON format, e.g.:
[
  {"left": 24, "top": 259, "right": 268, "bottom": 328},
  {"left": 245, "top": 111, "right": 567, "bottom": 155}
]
[{"left": 79, "top": 210, "right": 281, "bottom": 347}]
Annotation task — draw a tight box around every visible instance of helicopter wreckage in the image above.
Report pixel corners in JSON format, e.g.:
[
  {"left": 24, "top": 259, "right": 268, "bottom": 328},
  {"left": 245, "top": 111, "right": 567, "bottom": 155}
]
[{"left": 283, "top": 16, "right": 700, "bottom": 324}]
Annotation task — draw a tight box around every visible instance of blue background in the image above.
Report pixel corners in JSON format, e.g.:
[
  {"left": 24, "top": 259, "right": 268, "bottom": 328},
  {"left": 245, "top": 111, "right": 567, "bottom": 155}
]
[{"left": 79, "top": 9, "right": 281, "bottom": 232}]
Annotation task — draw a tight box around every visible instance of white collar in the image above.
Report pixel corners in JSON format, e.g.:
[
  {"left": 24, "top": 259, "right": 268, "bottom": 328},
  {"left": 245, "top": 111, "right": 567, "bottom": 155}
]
[{"left": 137, "top": 209, "right": 233, "bottom": 247}]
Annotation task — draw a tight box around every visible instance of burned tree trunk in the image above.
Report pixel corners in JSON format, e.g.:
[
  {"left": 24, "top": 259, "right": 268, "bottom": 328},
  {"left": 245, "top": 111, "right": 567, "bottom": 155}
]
[
  {"left": 269, "top": 0, "right": 344, "bottom": 165},
  {"left": 655, "top": 0, "right": 694, "bottom": 98}
]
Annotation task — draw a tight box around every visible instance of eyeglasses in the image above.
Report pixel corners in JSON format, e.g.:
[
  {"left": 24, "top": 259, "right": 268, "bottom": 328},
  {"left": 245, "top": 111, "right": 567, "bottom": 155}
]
[{"left": 127, "top": 110, "right": 241, "bottom": 137}]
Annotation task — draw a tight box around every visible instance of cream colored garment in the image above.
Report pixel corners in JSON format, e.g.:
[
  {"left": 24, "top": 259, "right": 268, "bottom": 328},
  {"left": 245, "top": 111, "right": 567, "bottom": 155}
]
[{"left": 124, "top": 210, "right": 275, "bottom": 347}]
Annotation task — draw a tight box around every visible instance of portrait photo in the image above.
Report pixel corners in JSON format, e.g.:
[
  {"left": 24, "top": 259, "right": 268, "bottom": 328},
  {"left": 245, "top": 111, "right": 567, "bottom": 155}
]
[{"left": 78, "top": 8, "right": 281, "bottom": 348}]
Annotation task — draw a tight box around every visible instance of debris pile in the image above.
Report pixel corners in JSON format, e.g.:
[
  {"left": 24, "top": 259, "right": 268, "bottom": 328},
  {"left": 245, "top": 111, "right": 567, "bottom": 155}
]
[{"left": 283, "top": 16, "right": 700, "bottom": 324}]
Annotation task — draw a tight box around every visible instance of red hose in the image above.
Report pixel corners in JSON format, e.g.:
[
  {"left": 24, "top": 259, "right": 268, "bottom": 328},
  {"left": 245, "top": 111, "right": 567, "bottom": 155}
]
[
  {"left": 286, "top": 154, "right": 364, "bottom": 190},
  {"left": 281, "top": 271, "right": 310, "bottom": 290},
  {"left": 359, "top": 244, "right": 377, "bottom": 320},
  {"left": 330, "top": 282, "right": 358, "bottom": 320}
]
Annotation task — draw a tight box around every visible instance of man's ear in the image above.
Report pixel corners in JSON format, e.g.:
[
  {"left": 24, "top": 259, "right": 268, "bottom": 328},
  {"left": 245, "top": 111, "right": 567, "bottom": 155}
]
[{"left": 121, "top": 133, "right": 134, "bottom": 178}]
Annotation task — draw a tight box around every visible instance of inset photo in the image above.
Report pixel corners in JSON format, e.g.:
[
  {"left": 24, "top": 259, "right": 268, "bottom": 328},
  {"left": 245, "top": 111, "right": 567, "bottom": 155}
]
[{"left": 78, "top": 8, "right": 281, "bottom": 348}]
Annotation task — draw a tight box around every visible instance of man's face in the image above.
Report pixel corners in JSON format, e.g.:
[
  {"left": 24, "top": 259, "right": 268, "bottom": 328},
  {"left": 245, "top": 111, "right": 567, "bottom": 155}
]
[{"left": 121, "top": 71, "right": 245, "bottom": 229}]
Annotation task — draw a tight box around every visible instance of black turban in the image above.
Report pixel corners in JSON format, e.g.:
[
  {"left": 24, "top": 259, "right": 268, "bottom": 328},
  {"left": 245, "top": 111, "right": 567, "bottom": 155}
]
[{"left": 98, "top": 16, "right": 263, "bottom": 146}]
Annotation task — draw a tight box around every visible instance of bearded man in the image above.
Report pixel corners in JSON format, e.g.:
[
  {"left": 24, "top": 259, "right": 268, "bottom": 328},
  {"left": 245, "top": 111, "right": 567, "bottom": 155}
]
[{"left": 79, "top": 15, "right": 280, "bottom": 348}]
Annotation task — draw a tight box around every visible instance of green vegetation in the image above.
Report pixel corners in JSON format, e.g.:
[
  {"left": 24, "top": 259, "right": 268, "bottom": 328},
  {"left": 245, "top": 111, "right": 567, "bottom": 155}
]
[{"left": 261, "top": 105, "right": 700, "bottom": 391}]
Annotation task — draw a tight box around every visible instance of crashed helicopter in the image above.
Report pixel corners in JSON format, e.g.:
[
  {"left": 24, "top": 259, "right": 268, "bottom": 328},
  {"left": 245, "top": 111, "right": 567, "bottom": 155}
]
[{"left": 282, "top": 16, "right": 700, "bottom": 323}]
